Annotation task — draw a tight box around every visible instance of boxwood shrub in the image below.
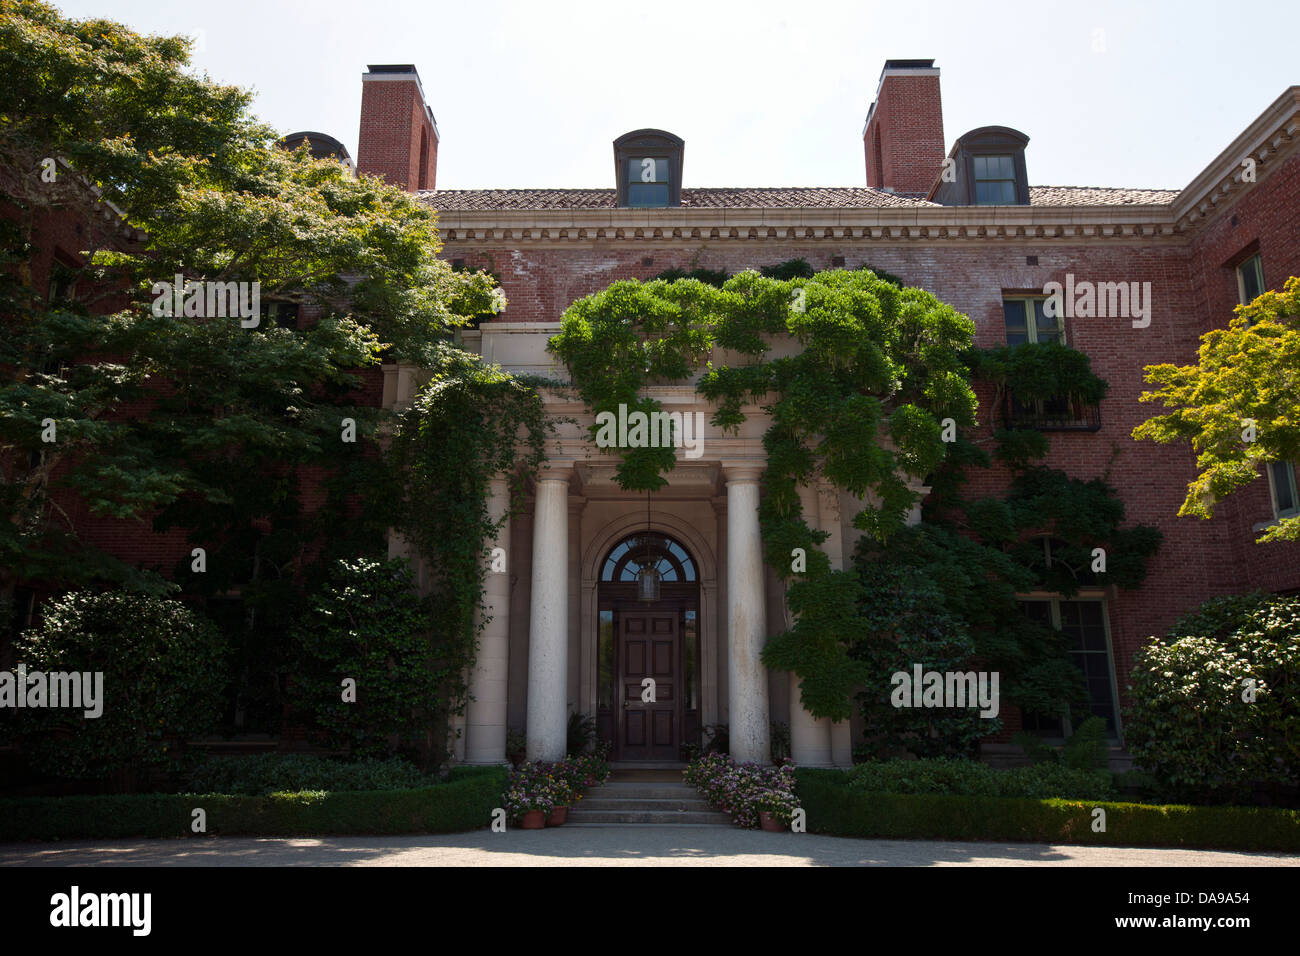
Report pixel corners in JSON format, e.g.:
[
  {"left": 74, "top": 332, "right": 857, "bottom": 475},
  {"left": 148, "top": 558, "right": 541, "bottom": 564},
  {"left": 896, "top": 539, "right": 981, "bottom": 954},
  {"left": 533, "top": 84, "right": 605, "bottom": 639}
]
[
  {"left": 0, "top": 766, "right": 507, "bottom": 841},
  {"left": 797, "top": 768, "right": 1300, "bottom": 852},
  {"left": 847, "top": 758, "right": 1115, "bottom": 801},
  {"left": 185, "top": 753, "right": 437, "bottom": 796}
]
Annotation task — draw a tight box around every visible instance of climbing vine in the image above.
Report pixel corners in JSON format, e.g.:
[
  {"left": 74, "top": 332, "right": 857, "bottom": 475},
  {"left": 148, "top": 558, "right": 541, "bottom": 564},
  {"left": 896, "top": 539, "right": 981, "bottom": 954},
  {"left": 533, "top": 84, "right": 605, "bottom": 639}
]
[
  {"left": 388, "top": 342, "right": 554, "bottom": 731},
  {"left": 549, "top": 262, "right": 1162, "bottom": 735},
  {"left": 549, "top": 264, "right": 978, "bottom": 720}
]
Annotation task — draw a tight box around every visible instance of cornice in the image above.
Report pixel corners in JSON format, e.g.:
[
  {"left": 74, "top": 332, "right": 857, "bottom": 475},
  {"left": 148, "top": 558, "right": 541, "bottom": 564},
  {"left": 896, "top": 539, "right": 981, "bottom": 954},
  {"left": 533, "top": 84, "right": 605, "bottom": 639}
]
[
  {"left": 1171, "top": 86, "right": 1300, "bottom": 231},
  {"left": 435, "top": 204, "right": 1183, "bottom": 246}
]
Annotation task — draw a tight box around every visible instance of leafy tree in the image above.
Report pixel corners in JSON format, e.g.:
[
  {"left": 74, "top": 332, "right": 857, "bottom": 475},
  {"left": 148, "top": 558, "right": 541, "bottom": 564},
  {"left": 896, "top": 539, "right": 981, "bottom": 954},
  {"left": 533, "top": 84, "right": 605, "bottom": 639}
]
[
  {"left": 0, "top": 2, "right": 495, "bottom": 713},
  {"left": 6, "top": 590, "right": 227, "bottom": 786},
  {"left": 1133, "top": 276, "right": 1300, "bottom": 542}
]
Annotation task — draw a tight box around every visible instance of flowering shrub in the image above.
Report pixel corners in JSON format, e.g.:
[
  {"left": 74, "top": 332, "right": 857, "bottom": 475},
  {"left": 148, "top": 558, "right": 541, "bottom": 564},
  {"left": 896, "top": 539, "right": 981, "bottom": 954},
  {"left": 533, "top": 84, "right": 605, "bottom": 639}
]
[
  {"left": 500, "top": 752, "right": 610, "bottom": 821},
  {"left": 685, "top": 752, "right": 798, "bottom": 829}
]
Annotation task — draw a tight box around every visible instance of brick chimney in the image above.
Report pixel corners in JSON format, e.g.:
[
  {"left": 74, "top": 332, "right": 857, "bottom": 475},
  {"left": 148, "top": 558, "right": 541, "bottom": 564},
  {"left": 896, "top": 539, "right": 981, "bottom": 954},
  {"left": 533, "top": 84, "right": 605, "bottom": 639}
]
[
  {"left": 863, "top": 59, "right": 945, "bottom": 195},
  {"left": 356, "top": 64, "right": 438, "bottom": 191}
]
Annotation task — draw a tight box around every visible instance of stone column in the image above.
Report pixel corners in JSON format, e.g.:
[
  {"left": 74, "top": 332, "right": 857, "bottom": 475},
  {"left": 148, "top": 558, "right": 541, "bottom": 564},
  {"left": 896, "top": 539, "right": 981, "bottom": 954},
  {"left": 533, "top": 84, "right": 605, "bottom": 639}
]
[
  {"left": 819, "top": 482, "right": 854, "bottom": 768},
  {"left": 465, "top": 477, "right": 512, "bottom": 764},
  {"left": 724, "top": 464, "right": 770, "bottom": 764},
  {"left": 789, "top": 482, "right": 833, "bottom": 767},
  {"left": 526, "top": 463, "right": 571, "bottom": 762}
]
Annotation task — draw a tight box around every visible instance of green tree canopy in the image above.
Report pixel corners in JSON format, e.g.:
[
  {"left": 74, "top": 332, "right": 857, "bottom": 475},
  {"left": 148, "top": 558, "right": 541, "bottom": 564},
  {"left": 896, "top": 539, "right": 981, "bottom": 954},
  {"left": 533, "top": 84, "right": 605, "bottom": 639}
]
[
  {"left": 0, "top": 0, "right": 496, "bottom": 610},
  {"left": 1133, "top": 276, "right": 1300, "bottom": 543}
]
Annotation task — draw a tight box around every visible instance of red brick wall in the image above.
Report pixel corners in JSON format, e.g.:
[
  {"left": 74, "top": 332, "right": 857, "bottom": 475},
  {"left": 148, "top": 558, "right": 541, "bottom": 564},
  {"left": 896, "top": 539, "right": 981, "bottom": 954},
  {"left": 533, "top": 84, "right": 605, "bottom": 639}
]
[
  {"left": 356, "top": 76, "right": 437, "bottom": 191},
  {"left": 447, "top": 229, "right": 1300, "bottom": 734},
  {"left": 864, "top": 71, "right": 945, "bottom": 195}
]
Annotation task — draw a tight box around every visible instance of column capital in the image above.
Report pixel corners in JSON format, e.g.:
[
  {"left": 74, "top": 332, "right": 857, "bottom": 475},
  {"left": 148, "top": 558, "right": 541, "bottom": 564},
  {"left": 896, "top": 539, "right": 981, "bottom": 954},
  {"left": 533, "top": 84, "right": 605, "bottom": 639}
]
[
  {"left": 721, "top": 462, "right": 764, "bottom": 484},
  {"left": 536, "top": 460, "right": 575, "bottom": 482}
]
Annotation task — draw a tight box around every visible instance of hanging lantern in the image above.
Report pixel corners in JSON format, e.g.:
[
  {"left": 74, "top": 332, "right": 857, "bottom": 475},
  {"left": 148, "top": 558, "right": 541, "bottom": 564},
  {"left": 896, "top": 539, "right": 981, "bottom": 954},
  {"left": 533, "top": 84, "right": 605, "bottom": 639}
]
[
  {"left": 636, "top": 493, "right": 662, "bottom": 602},
  {"left": 635, "top": 558, "right": 661, "bottom": 602}
]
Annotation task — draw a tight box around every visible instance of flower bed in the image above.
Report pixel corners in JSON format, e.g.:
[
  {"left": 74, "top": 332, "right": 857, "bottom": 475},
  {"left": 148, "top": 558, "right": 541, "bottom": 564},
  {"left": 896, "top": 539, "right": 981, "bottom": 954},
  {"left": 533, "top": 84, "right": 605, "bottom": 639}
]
[
  {"left": 501, "top": 751, "right": 611, "bottom": 824},
  {"left": 685, "top": 752, "right": 797, "bottom": 829}
]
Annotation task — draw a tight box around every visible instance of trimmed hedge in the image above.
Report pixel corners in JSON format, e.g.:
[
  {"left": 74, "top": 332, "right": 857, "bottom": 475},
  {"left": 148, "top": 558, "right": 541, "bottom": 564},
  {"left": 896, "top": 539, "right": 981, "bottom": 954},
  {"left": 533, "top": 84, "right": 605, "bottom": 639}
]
[
  {"left": 796, "top": 769, "right": 1300, "bottom": 853},
  {"left": 185, "top": 753, "right": 438, "bottom": 795},
  {"left": 847, "top": 758, "right": 1115, "bottom": 801},
  {"left": 0, "top": 766, "right": 507, "bottom": 841}
]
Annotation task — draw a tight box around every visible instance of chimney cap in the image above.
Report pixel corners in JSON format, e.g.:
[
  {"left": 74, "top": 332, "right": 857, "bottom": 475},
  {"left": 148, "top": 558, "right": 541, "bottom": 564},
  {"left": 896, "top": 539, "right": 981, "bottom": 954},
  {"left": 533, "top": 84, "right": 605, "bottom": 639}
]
[
  {"left": 366, "top": 63, "right": 420, "bottom": 75},
  {"left": 880, "top": 58, "right": 936, "bottom": 74}
]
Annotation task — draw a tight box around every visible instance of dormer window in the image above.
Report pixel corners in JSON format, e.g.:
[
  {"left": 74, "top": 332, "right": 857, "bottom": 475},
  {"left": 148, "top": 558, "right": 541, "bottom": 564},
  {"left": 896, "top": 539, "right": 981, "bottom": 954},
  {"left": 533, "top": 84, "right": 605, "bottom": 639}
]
[
  {"left": 974, "top": 155, "right": 1017, "bottom": 204},
  {"left": 930, "top": 126, "right": 1030, "bottom": 206},
  {"left": 614, "top": 130, "right": 684, "bottom": 208},
  {"left": 628, "top": 157, "right": 670, "bottom": 206}
]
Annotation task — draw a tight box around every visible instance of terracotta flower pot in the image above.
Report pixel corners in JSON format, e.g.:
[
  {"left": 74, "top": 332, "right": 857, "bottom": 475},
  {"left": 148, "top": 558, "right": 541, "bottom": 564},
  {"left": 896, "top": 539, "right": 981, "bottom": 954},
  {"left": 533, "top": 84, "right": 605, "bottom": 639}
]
[
  {"left": 519, "top": 810, "right": 546, "bottom": 830},
  {"left": 547, "top": 806, "right": 569, "bottom": 826},
  {"left": 759, "top": 811, "right": 785, "bottom": 832}
]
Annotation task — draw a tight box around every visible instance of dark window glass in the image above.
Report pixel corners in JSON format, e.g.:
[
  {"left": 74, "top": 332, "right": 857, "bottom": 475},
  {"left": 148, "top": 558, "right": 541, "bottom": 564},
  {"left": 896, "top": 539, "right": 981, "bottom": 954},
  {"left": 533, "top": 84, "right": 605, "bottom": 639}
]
[
  {"left": 628, "top": 182, "right": 669, "bottom": 207},
  {"left": 1003, "top": 301, "right": 1029, "bottom": 345},
  {"left": 628, "top": 157, "right": 669, "bottom": 183},
  {"left": 1018, "top": 598, "right": 1116, "bottom": 736},
  {"left": 1270, "top": 461, "right": 1297, "bottom": 515},
  {"left": 974, "top": 155, "right": 1017, "bottom": 204},
  {"left": 1056, "top": 599, "right": 1117, "bottom": 734},
  {"left": 1034, "top": 299, "right": 1061, "bottom": 344},
  {"left": 1239, "top": 254, "right": 1265, "bottom": 303},
  {"left": 627, "top": 156, "right": 670, "bottom": 207}
]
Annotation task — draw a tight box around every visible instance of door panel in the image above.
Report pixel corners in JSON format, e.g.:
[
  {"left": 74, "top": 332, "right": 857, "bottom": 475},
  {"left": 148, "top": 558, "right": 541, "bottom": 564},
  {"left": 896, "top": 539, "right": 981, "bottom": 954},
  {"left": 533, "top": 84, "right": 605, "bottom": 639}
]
[{"left": 617, "top": 609, "right": 680, "bottom": 761}]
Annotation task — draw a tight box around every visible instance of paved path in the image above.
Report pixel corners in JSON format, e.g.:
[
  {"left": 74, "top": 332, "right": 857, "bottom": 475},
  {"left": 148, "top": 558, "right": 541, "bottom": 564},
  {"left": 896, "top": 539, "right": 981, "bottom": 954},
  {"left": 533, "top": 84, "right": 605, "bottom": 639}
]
[{"left": 2, "top": 830, "right": 1297, "bottom": 867}]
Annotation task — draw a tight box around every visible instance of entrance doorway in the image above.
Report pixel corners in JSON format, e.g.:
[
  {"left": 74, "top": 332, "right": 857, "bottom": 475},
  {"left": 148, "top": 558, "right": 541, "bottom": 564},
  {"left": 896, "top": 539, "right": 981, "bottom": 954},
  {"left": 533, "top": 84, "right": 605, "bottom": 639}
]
[
  {"left": 617, "top": 609, "right": 679, "bottom": 760},
  {"left": 597, "top": 532, "right": 700, "bottom": 762}
]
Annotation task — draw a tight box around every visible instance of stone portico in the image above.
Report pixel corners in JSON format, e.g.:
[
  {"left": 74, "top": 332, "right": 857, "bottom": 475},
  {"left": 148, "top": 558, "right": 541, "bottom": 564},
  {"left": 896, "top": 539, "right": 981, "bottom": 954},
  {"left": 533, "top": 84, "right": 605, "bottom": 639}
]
[{"left": 383, "top": 322, "right": 923, "bottom": 768}]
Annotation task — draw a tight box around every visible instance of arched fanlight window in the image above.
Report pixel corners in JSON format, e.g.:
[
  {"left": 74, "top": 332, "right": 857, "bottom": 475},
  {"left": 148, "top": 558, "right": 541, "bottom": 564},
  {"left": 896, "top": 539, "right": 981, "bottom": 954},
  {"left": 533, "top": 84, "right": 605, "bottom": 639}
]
[{"left": 600, "top": 534, "right": 696, "bottom": 586}]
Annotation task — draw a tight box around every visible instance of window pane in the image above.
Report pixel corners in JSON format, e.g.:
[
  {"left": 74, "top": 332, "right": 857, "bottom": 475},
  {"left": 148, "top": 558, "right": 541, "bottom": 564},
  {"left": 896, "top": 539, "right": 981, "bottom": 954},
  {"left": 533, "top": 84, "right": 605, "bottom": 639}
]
[
  {"left": 1034, "top": 299, "right": 1061, "bottom": 343},
  {"left": 995, "top": 180, "right": 1016, "bottom": 203},
  {"left": 1058, "top": 600, "right": 1117, "bottom": 734},
  {"left": 996, "top": 155, "right": 1015, "bottom": 178},
  {"left": 973, "top": 155, "right": 989, "bottom": 178},
  {"left": 628, "top": 157, "right": 669, "bottom": 184},
  {"left": 628, "top": 182, "right": 669, "bottom": 207},
  {"left": 1003, "top": 300, "right": 1028, "bottom": 344},
  {"left": 974, "top": 181, "right": 994, "bottom": 204},
  {"left": 1240, "top": 255, "right": 1264, "bottom": 302},
  {"left": 1271, "top": 461, "right": 1297, "bottom": 514}
]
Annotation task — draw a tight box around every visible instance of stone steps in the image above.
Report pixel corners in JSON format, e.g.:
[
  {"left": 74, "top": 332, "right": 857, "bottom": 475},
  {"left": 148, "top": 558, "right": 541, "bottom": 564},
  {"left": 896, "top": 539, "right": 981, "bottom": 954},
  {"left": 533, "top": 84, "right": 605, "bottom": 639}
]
[{"left": 566, "top": 779, "right": 734, "bottom": 828}]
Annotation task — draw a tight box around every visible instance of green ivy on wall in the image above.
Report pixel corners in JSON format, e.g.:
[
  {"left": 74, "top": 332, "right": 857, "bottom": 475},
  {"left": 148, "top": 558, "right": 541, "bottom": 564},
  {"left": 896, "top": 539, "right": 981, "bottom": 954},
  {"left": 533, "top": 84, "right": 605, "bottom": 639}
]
[
  {"left": 387, "top": 343, "right": 554, "bottom": 741},
  {"left": 548, "top": 261, "right": 1161, "bottom": 734},
  {"left": 549, "top": 264, "right": 978, "bottom": 720}
]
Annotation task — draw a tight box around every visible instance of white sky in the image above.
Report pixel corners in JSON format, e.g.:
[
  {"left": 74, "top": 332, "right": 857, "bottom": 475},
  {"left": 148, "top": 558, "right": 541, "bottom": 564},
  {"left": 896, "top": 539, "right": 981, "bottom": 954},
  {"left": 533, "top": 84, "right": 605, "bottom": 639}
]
[{"left": 53, "top": 0, "right": 1300, "bottom": 192}]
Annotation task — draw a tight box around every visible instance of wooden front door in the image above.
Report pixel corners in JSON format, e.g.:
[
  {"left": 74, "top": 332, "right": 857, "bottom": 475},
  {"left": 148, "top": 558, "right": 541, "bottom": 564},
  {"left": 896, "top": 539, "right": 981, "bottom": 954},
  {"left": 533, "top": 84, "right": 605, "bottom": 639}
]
[{"left": 617, "top": 609, "right": 679, "bottom": 761}]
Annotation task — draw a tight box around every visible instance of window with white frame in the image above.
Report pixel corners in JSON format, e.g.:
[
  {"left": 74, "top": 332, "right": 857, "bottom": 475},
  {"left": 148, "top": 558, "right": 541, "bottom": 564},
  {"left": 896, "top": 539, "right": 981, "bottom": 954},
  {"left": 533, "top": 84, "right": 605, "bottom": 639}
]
[{"left": 1237, "top": 253, "right": 1265, "bottom": 305}]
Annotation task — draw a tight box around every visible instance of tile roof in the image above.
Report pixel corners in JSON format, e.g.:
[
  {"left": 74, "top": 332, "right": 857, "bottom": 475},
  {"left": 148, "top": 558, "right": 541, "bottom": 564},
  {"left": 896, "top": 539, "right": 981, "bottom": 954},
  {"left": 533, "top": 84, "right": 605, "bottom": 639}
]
[
  {"left": 420, "top": 187, "right": 931, "bottom": 211},
  {"left": 421, "top": 185, "right": 1183, "bottom": 212},
  {"left": 1028, "top": 186, "right": 1180, "bottom": 206}
]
